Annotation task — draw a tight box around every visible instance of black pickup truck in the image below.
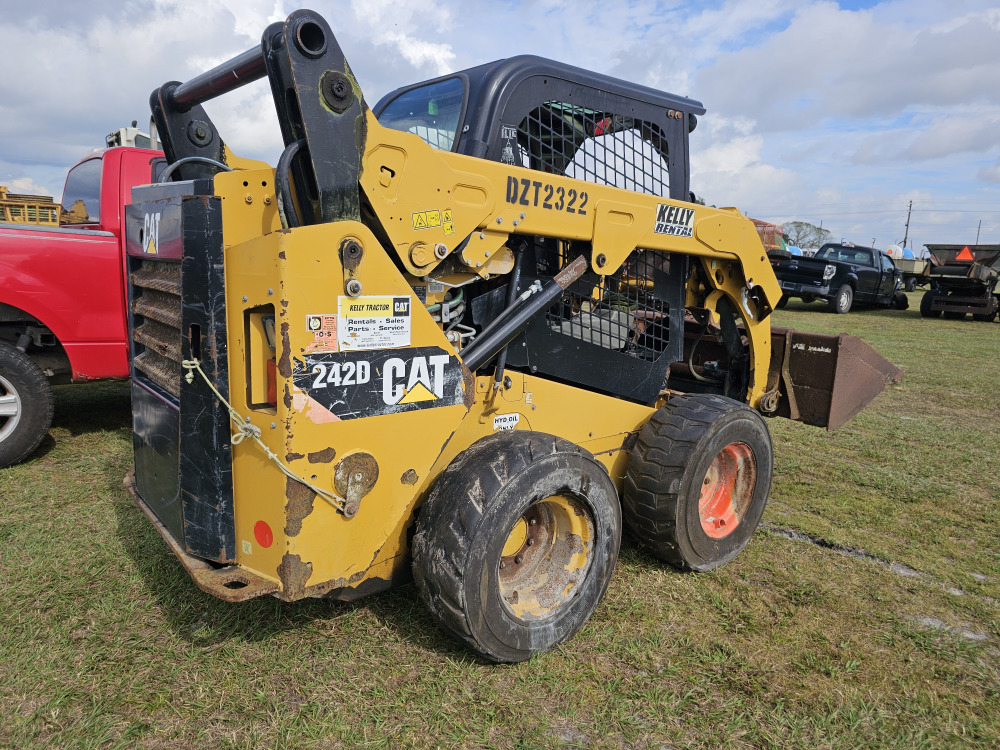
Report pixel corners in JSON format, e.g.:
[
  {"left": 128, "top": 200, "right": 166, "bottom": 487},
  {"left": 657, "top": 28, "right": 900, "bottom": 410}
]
[{"left": 771, "top": 243, "right": 905, "bottom": 314}]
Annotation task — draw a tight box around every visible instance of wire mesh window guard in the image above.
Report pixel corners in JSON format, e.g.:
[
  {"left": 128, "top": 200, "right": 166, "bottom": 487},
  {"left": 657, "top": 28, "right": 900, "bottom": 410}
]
[
  {"left": 516, "top": 102, "right": 670, "bottom": 197},
  {"left": 538, "top": 242, "right": 673, "bottom": 360}
]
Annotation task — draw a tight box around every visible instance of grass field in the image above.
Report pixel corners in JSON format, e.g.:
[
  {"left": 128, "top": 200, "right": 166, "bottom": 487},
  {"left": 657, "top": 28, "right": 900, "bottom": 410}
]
[{"left": 1, "top": 291, "right": 998, "bottom": 749}]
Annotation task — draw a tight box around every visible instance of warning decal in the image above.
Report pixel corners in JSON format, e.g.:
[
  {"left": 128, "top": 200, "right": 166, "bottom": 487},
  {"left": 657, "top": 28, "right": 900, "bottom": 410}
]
[
  {"left": 338, "top": 296, "right": 411, "bottom": 352},
  {"left": 412, "top": 209, "right": 440, "bottom": 230},
  {"left": 306, "top": 314, "right": 338, "bottom": 352},
  {"left": 411, "top": 208, "right": 454, "bottom": 236},
  {"left": 292, "top": 347, "right": 465, "bottom": 420}
]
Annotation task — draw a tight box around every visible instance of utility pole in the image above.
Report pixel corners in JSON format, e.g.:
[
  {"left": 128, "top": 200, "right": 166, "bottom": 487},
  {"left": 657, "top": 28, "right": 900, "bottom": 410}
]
[
  {"left": 976, "top": 219, "right": 982, "bottom": 244},
  {"left": 902, "top": 200, "right": 912, "bottom": 249}
]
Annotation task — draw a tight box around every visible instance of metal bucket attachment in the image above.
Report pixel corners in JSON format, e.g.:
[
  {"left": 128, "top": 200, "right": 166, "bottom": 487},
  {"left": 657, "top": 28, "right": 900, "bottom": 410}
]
[{"left": 762, "top": 327, "right": 902, "bottom": 430}]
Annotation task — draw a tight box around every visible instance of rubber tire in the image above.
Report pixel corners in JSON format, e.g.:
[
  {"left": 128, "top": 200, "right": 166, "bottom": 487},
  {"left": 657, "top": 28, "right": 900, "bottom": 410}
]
[
  {"left": 828, "top": 284, "right": 853, "bottom": 314},
  {"left": 905, "top": 277, "right": 917, "bottom": 292},
  {"left": 0, "top": 343, "right": 54, "bottom": 468},
  {"left": 919, "top": 291, "right": 941, "bottom": 318},
  {"left": 775, "top": 295, "right": 788, "bottom": 310},
  {"left": 800, "top": 294, "right": 816, "bottom": 304},
  {"left": 892, "top": 291, "right": 909, "bottom": 310},
  {"left": 412, "top": 431, "right": 622, "bottom": 663},
  {"left": 942, "top": 311, "right": 965, "bottom": 320},
  {"left": 623, "top": 393, "right": 773, "bottom": 572}
]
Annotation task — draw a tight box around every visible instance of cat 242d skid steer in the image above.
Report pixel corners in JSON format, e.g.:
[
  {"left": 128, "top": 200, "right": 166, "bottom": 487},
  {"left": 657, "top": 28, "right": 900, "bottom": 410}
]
[{"left": 124, "top": 10, "right": 900, "bottom": 662}]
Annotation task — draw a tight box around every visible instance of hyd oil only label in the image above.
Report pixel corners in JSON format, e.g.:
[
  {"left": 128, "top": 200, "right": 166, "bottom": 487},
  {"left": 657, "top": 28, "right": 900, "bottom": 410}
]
[{"left": 292, "top": 347, "right": 465, "bottom": 420}]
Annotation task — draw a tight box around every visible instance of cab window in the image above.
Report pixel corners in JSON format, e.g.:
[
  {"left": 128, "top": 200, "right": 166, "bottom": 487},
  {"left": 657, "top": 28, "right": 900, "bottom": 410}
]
[
  {"left": 60, "top": 158, "right": 102, "bottom": 225},
  {"left": 378, "top": 77, "right": 464, "bottom": 151}
]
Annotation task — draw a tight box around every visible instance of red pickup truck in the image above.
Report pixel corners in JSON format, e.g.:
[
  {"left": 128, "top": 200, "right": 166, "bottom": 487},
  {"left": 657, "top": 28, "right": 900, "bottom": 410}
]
[{"left": 0, "top": 145, "right": 163, "bottom": 467}]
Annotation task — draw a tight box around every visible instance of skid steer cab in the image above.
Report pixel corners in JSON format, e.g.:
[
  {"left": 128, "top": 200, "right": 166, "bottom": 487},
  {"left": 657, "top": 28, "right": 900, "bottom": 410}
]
[{"left": 124, "top": 10, "right": 900, "bottom": 662}]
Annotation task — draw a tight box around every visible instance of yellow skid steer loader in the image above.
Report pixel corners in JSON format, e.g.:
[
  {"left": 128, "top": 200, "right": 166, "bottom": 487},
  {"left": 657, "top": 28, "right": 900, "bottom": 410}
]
[{"left": 124, "top": 10, "right": 900, "bottom": 662}]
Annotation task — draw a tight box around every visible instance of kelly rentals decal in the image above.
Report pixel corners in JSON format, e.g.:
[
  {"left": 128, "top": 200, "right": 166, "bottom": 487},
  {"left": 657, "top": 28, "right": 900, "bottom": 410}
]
[{"left": 653, "top": 204, "right": 695, "bottom": 237}]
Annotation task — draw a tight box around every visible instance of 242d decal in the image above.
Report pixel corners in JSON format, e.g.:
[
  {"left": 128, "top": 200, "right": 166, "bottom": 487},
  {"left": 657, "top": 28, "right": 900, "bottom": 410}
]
[{"left": 292, "top": 347, "right": 465, "bottom": 420}]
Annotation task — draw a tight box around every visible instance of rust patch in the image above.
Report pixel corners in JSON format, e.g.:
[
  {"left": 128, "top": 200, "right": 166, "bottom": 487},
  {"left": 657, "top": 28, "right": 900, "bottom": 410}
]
[
  {"left": 278, "top": 250, "right": 286, "bottom": 259},
  {"left": 277, "top": 553, "right": 312, "bottom": 601},
  {"left": 308, "top": 447, "right": 337, "bottom": 464},
  {"left": 461, "top": 364, "right": 476, "bottom": 409},
  {"left": 283, "top": 383, "right": 293, "bottom": 410},
  {"left": 334, "top": 452, "right": 379, "bottom": 517},
  {"left": 285, "top": 482, "right": 316, "bottom": 531},
  {"left": 285, "top": 452, "right": 305, "bottom": 462},
  {"left": 285, "top": 477, "right": 316, "bottom": 537},
  {"left": 340, "top": 237, "right": 364, "bottom": 274},
  {"left": 401, "top": 469, "right": 418, "bottom": 485},
  {"left": 277, "top": 320, "right": 292, "bottom": 378}
]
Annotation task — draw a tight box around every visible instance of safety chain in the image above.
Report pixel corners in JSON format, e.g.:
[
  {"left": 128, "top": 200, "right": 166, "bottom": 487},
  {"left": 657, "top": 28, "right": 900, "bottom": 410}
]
[{"left": 181, "top": 359, "right": 347, "bottom": 513}]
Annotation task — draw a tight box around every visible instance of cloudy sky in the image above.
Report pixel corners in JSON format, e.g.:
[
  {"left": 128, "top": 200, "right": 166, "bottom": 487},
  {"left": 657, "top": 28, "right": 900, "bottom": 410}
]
[{"left": 2, "top": 0, "right": 997, "bottom": 250}]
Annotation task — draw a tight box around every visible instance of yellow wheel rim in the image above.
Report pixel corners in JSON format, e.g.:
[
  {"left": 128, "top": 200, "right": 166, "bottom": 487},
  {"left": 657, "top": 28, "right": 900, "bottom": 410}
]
[{"left": 498, "top": 494, "right": 594, "bottom": 622}]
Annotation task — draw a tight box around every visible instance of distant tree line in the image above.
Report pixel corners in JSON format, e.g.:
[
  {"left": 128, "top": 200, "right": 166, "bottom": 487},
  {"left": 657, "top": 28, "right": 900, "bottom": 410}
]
[{"left": 783, "top": 221, "right": 832, "bottom": 250}]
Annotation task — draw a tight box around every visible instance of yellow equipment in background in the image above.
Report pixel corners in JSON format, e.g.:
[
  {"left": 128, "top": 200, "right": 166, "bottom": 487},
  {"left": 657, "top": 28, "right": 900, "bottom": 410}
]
[
  {"left": 124, "top": 10, "right": 899, "bottom": 662},
  {"left": 0, "top": 186, "right": 58, "bottom": 226}
]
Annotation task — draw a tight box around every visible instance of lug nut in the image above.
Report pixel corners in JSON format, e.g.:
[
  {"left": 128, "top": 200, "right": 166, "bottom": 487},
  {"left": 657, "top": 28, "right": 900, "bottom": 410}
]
[
  {"left": 526, "top": 538, "right": 534, "bottom": 546},
  {"left": 515, "top": 555, "right": 523, "bottom": 564}
]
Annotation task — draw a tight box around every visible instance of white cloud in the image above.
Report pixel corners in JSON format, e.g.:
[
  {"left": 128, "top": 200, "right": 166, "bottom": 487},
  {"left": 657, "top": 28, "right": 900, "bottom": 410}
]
[{"left": 1, "top": 0, "right": 998, "bottom": 246}]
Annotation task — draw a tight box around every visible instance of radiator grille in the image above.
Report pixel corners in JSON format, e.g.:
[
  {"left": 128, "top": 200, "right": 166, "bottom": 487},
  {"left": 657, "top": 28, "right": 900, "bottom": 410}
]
[{"left": 130, "top": 260, "right": 182, "bottom": 397}]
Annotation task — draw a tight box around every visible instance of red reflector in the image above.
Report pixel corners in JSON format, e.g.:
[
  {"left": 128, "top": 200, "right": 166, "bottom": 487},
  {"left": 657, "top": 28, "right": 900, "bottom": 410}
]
[
  {"left": 957, "top": 246, "right": 974, "bottom": 261},
  {"left": 254, "top": 520, "right": 273, "bottom": 548},
  {"left": 267, "top": 358, "right": 277, "bottom": 406}
]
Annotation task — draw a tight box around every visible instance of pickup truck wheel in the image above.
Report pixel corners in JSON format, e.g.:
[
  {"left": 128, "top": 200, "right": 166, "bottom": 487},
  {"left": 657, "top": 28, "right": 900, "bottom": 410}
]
[
  {"left": 623, "top": 394, "right": 773, "bottom": 572},
  {"left": 0, "top": 343, "right": 54, "bottom": 468},
  {"left": 892, "top": 291, "right": 909, "bottom": 310},
  {"left": 828, "top": 284, "right": 853, "bottom": 314},
  {"left": 412, "top": 431, "right": 621, "bottom": 663},
  {"left": 800, "top": 294, "right": 816, "bottom": 304},
  {"left": 919, "top": 291, "right": 941, "bottom": 318},
  {"left": 905, "top": 277, "right": 917, "bottom": 292}
]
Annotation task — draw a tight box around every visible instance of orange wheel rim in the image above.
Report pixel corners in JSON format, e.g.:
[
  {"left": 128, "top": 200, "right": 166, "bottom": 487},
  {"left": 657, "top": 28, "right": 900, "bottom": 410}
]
[{"left": 698, "top": 442, "right": 756, "bottom": 539}]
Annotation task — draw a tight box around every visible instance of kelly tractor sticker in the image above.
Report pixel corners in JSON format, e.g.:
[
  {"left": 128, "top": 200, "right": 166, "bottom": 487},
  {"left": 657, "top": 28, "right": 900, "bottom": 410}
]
[
  {"left": 338, "top": 296, "right": 411, "bottom": 351},
  {"left": 292, "top": 347, "right": 465, "bottom": 420}
]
